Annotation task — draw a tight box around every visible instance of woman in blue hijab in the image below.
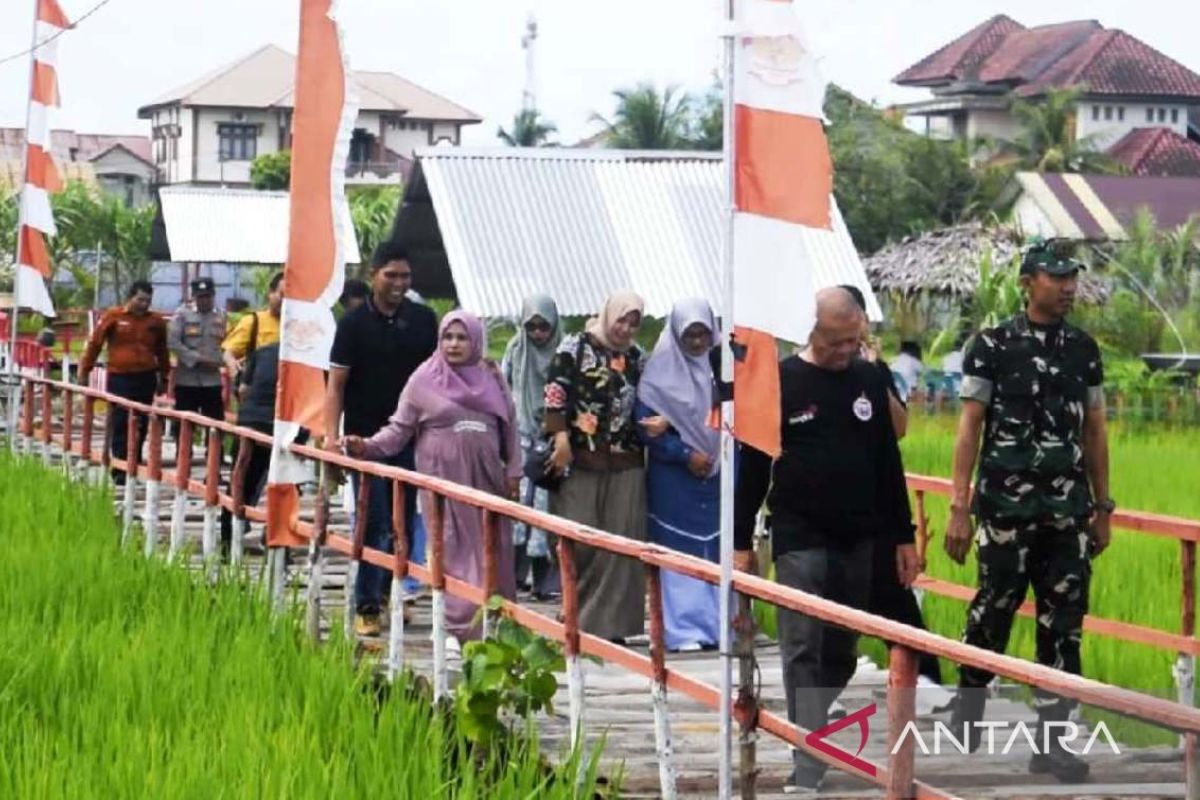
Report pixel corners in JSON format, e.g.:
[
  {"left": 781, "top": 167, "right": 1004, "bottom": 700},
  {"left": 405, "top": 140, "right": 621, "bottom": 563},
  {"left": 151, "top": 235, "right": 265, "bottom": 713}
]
[{"left": 636, "top": 298, "right": 721, "bottom": 651}]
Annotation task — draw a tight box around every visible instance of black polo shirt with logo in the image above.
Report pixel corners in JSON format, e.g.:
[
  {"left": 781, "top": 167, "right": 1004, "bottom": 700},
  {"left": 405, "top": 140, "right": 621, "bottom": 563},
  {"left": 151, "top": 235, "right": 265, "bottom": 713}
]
[{"left": 329, "top": 297, "right": 438, "bottom": 436}]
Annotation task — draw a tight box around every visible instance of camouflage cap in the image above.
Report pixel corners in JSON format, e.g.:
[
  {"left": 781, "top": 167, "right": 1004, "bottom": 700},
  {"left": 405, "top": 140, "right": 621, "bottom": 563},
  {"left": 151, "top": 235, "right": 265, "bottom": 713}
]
[{"left": 1020, "top": 240, "right": 1086, "bottom": 277}]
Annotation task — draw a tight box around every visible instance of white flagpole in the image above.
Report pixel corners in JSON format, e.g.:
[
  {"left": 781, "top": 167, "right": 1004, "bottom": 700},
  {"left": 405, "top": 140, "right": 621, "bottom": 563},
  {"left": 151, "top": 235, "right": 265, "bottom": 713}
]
[{"left": 717, "top": 0, "right": 737, "bottom": 796}]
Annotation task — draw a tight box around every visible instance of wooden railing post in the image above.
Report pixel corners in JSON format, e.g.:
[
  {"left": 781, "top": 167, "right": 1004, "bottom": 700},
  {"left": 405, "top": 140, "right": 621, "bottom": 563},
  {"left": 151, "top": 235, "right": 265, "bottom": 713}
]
[
  {"left": 169, "top": 417, "right": 193, "bottom": 560},
  {"left": 914, "top": 490, "right": 930, "bottom": 563},
  {"left": 142, "top": 413, "right": 164, "bottom": 558},
  {"left": 81, "top": 395, "right": 96, "bottom": 484},
  {"left": 482, "top": 509, "right": 499, "bottom": 639},
  {"left": 344, "top": 473, "right": 371, "bottom": 637},
  {"left": 735, "top": 592, "right": 759, "bottom": 800},
  {"left": 20, "top": 380, "right": 35, "bottom": 454},
  {"left": 429, "top": 493, "right": 449, "bottom": 701},
  {"left": 558, "top": 535, "right": 585, "bottom": 749},
  {"left": 201, "top": 426, "right": 221, "bottom": 578},
  {"left": 39, "top": 379, "right": 52, "bottom": 465},
  {"left": 229, "top": 435, "right": 252, "bottom": 567},
  {"left": 387, "top": 479, "right": 409, "bottom": 681},
  {"left": 306, "top": 464, "right": 331, "bottom": 643},
  {"left": 646, "top": 563, "right": 679, "bottom": 799},
  {"left": 61, "top": 386, "right": 74, "bottom": 476},
  {"left": 886, "top": 645, "right": 919, "bottom": 800},
  {"left": 121, "top": 406, "right": 139, "bottom": 544},
  {"left": 1181, "top": 540, "right": 1199, "bottom": 800}
]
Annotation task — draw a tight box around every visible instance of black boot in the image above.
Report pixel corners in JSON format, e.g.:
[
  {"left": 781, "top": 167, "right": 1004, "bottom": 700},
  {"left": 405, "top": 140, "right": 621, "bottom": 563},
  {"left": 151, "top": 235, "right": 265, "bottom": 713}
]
[
  {"left": 1029, "top": 705, "right": 1090, "bottom": 783},
  {"left": 949, "top": 687, "right": 987, "bottom": 753}
]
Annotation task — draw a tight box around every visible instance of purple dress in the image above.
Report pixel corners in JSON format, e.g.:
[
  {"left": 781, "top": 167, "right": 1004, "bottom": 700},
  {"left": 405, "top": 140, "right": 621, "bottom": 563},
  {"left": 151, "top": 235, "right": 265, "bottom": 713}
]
[{"left": 361, "top": 370, "right": 521, "bottom": 640}]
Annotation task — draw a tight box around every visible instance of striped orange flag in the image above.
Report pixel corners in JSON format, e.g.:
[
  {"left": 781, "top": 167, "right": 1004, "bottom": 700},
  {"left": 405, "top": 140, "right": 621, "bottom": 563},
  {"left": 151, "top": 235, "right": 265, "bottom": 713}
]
[
  {"left": 266, "top": 0, "right": 356, "bottom": 547},
  {"left": 15, "top": 0, "right": 71, "bottom": 318},
  {"left": 730, "top": 0, "right": 832, "bottom": 457}
]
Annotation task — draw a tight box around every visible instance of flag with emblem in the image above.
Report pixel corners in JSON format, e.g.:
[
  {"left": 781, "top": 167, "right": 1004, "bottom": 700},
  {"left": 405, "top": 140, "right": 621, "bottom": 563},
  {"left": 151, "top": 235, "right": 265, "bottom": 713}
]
[
  {"left": 266, "top": 0, "right": 356, "bottom": 547},
  {"left": 729, "top": 0, "right": 833, "bottom": 457},
  {"left": 14, "top": 0, "right": 72, "bottom": 319}
]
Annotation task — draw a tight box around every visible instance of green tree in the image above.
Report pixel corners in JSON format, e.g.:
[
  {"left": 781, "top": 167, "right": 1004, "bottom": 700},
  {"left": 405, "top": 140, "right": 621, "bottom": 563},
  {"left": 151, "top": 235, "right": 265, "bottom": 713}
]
[
  {"left": 0, "top": 191, "right": 16, "bottom": 289},
  {"left": 250, "top": 150, "right": 292, "bottom": 190},
  {"left": 348, "top": 185, "right": 401, "bottom": 272},
  {"left": 50, "top": 181, "right": 152, "bottom": 304},
  {"left": 592, "top": 83, "right": 694, "bottom": 149},
  {"left": 1003, "top": 87, "right": 1121, "bottom": 174},
  {"left": 692, "top": 79, "right": 722, "bottom": 151},
  {"left": 497, "top": 109, "right": 558, "bottom": 147}
]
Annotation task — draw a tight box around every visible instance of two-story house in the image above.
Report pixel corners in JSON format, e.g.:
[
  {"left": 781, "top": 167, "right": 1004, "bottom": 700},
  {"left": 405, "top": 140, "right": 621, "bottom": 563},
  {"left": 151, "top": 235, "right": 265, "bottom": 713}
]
[
  {"left": 138, "top": 44, "right": 481, "bottom": 187},
  {"left": 893, "top": 15, "right": 1200, "bottom": 174}
]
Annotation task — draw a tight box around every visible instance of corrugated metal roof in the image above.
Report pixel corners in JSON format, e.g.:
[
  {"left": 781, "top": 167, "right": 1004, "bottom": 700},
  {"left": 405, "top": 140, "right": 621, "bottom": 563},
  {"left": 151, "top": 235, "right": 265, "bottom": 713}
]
[
  {"left": 158, "top": 186, "right": 360, "bottom": 264},
  {"left": 400, "top": 147, "right": 878, "bottom": 321}
]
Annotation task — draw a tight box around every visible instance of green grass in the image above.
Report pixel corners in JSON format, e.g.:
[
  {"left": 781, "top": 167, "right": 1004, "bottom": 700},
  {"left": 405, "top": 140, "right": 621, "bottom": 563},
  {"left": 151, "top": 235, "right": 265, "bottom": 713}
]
[
  {"left": 887, "top": 415, "right": 1200, "bottom": 744},
  {"left": 0, "top": 454, "right": 608, "bottom": 798}
]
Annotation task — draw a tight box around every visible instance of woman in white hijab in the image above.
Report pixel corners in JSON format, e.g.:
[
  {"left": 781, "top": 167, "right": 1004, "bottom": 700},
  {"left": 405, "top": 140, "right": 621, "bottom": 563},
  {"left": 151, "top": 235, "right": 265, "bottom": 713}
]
[{"left": 543, "top": 291, "right": 648, "bottom": 642}]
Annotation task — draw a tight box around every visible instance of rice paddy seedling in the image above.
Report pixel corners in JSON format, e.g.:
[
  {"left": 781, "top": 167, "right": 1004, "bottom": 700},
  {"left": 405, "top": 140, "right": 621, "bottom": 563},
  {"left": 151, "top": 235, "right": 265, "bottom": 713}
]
[{"left": 0, "top": 453, "right": 611, "bottom": 798}]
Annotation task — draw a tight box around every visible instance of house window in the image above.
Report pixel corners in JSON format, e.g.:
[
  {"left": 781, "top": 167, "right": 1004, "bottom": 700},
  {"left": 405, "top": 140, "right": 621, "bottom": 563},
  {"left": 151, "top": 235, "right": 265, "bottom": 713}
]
[
  {"left": 1158, "top": 108, "right": 1167, "bottom": 122},
  {"left": 1092, "top": 105, "right": 1100, "bottom": 121},
  {"left": 1104, "top": 106, "right": 1113, "bottom": 121},
  {"left": 1147, "top": 108, "right": 1155, "bottom": 122},
  {"left": 218, "top": 123, "right": 258, "bottom": 161},
  {"left": 1117, "top": 107, "right": 1125, "bottom": 121},
  {"left": 1171, "top": 108, "right": 1180, "bottom": 124}
]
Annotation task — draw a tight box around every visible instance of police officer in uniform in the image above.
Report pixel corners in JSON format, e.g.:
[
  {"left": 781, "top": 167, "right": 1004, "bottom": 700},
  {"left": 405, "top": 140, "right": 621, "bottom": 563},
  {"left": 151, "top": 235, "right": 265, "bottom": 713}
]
[
  {"left": 945, "top": 242, "right": 1111, "bottom": 783},
  {"left": 168, "top": 277, "right": 227, "bottom": 429}
]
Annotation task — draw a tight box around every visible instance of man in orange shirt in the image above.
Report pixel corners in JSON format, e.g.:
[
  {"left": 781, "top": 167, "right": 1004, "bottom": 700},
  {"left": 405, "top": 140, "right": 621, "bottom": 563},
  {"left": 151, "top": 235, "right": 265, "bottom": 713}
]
[{"left": 80, "top": 280, "right": 170, "bottom": 482}]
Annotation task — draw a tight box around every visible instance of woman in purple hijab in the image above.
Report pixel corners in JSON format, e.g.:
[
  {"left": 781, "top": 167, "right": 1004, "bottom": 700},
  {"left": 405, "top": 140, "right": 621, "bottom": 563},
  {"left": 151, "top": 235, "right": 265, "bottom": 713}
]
[
  {"left": 344, "top": 311, "right": 520, "bottom": 647},
  {"left": 636, "top": 297, "right": 721, "bottom": 651}
]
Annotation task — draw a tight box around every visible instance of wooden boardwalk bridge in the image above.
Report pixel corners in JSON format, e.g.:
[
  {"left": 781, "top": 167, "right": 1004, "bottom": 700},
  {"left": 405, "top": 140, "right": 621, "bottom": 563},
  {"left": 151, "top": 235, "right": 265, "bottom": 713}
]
[{"left": 5, "top": 375, "right": 1200, "bottom": 799}]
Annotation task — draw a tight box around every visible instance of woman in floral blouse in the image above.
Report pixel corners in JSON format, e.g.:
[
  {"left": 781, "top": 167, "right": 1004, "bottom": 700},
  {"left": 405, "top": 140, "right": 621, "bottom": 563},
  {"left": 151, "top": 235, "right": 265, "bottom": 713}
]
[{"left": 544, "top": 291, "right": 648, "bottom": 642}]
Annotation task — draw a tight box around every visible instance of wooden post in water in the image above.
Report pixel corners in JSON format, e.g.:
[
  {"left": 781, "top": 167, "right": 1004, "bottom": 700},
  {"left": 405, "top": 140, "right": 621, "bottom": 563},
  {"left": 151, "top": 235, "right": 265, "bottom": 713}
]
[{"left": 646, "top": 564, "right": 679, "bottom": 800}]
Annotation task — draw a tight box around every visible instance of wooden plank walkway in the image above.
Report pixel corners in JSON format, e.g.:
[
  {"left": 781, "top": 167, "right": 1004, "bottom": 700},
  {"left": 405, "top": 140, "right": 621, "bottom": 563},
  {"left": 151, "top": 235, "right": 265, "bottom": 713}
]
[{"left": 21, "top": 433, "right": 1194, "bottom": 799}]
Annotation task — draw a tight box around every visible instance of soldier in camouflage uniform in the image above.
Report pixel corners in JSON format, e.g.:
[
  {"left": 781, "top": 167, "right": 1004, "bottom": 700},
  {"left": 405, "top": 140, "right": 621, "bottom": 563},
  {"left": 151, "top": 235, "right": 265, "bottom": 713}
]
[{"left": 943, "top": 242, "right": 1112, "bottom": 783}]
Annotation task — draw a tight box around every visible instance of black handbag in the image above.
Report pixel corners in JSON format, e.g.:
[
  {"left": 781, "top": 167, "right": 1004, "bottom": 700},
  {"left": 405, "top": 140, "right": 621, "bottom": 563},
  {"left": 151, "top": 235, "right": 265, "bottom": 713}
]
[{"left": 523, "top": 435, "right": 561, "bottom": 492}]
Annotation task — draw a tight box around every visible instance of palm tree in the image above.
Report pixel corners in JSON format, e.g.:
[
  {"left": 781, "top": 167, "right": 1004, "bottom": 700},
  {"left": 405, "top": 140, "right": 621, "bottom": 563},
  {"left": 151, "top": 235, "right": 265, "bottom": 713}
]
[
  {"left": 497, "top": 109, "right": 558, "bottom": 147},
  {"left": 592, "top": 83, "right": 693, "bottom": 150},
  {"left": 1002, "top": 87, "right": 1122, "bottom": 174}
]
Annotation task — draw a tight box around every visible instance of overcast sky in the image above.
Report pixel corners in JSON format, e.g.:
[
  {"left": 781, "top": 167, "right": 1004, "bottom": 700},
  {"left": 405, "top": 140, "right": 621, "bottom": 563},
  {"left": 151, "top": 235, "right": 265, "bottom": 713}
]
[{"left": 1, "top": 0, "right": 1198, "bottom": 146}]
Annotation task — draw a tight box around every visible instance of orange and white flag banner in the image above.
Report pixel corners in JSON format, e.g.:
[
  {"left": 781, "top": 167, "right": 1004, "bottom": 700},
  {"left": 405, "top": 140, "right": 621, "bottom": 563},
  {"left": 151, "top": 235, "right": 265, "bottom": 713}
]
[
  {"left": 730, "top": 0, "right": 832, "bottom": 456},
  {"left": 16, "top": 0, "right": 70, "bottom": 318},
  {"left": 266, "top": 0, "right": 357, "bottom": 547}
]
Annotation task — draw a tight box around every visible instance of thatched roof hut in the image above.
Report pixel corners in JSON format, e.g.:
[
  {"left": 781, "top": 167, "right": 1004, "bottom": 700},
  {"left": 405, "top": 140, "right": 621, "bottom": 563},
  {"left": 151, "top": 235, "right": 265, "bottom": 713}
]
[{"left": 863, "top": 223, "right": 1110, "bottom": 304}]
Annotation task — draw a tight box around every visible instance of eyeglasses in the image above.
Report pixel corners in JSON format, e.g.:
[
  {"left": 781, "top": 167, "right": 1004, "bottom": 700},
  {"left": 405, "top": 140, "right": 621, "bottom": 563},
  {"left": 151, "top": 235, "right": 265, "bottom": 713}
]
[{"left": 524, "top": 320, "right": 552, "bottom": 333}]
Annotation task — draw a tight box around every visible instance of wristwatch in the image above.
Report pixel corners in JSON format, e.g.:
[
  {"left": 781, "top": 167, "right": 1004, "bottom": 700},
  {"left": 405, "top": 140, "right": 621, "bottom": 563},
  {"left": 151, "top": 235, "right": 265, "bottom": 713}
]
[{"left": 1096, "top": 498, "right": 1116, "bottom": 514}]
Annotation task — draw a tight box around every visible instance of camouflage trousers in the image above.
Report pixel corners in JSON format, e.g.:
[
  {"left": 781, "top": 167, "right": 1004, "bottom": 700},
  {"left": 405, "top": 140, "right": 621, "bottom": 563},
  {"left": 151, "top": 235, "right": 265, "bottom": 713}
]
[{"left": 960, "top": 516, "right": 1092, "bottom": 710}]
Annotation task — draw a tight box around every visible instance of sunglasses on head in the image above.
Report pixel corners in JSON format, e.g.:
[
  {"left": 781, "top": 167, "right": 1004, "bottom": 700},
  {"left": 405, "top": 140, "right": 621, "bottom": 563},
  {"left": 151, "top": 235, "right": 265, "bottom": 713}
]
[{"left": 525, "top": 319, "right": 552, "bottom": 333}]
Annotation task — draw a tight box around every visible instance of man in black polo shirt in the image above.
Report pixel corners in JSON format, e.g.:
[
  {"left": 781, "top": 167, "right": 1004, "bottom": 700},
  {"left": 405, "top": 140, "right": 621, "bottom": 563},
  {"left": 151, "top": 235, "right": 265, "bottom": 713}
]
[
  {"left": 324, "top": 242, "right": 438, "bottom": 637},
  {"left": 735, "top": 287, "right": 920, "bottom": 794}
]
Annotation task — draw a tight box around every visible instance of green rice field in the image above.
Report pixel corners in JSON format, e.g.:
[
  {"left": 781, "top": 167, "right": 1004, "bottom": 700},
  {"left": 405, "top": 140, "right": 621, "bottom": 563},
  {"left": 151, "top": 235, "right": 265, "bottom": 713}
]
[
  {"left": 890, "top": 415, "right": 1200, "bottom": 744},
  {"left": 0, "top": 454, "right": 605, "bottom": 798}
]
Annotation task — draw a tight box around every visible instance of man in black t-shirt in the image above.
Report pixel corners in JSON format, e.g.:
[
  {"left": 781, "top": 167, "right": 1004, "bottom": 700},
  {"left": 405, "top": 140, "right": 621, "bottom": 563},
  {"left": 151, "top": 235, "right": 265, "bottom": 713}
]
[
  {"left": 734, "top": 287, "right": 920, "bottom": 793},
  {"left": 324, "top": 242, "right": 438, "bottom": 637}
]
